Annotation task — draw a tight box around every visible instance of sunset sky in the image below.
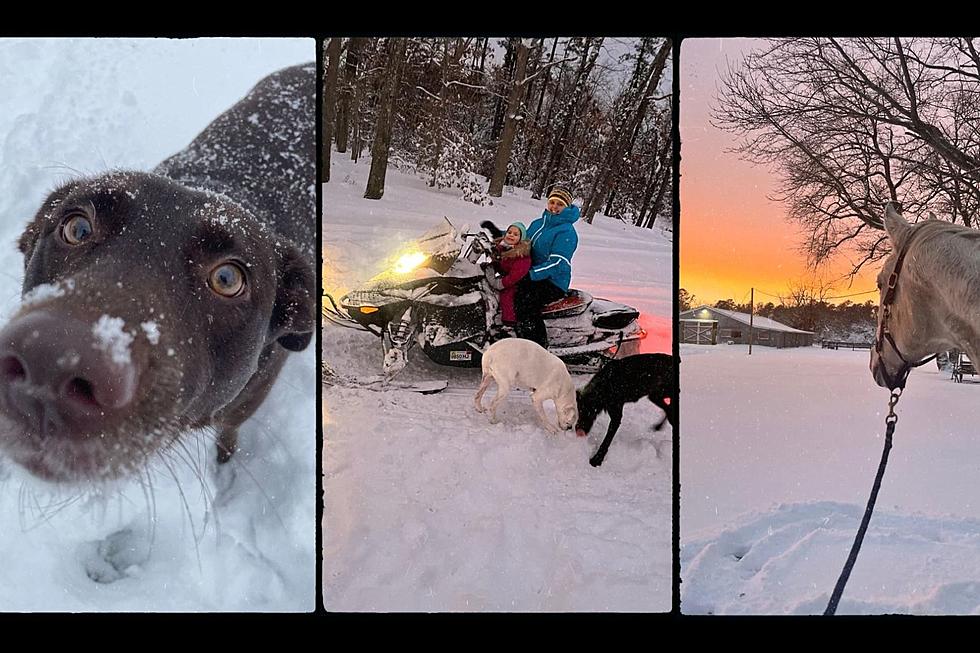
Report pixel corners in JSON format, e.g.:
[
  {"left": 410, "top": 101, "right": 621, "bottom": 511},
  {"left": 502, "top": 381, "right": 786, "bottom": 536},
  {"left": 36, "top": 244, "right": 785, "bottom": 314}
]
[{"left": 679, "top": 39, "right": 880, "bottom": 307}]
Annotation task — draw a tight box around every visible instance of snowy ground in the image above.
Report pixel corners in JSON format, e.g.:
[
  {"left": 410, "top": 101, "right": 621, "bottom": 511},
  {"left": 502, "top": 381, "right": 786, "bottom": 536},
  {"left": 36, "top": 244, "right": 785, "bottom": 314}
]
[
  {"left": 0, "top": 39, "right": 315, "bottom": 611},
  {"left": 681, "top": 343, "right": 980, "bottom": 615},
  {"left": 323, "top": 156, "right": 673, "bottom": 611}
]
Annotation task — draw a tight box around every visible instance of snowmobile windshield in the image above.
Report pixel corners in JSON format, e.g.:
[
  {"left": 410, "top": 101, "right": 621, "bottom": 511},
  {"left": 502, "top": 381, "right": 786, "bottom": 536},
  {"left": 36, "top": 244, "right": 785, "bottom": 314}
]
[
  {"left": 414, "top": 218, "right": 462, "bottom": 273},
  {"left": 364, "top": 218, "right": 464, "bottom": 286}
]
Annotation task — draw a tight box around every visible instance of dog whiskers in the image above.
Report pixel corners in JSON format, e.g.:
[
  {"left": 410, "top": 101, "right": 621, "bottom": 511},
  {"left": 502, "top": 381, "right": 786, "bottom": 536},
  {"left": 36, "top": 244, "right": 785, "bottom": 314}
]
[
  {"left": 247, "top": 416, "right": 293, "bottom": 462},
  {"left": 157, "top": 453, "right": 206, "bottom": 572},
  {"left": 172, "top": 438, "right": 217, "bottom": 513},
  {"left": 135, "top": 460, "right": 159, "bottom": 551},
  {"left": 196, "top": 426, "right": 289, "bottom": 534}
]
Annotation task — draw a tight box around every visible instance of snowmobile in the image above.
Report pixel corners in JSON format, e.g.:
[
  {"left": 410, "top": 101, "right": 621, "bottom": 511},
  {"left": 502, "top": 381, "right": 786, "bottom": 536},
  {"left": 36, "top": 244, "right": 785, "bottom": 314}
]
[{"left": 322, "top": 217, "right": 646, "bottom": 379}]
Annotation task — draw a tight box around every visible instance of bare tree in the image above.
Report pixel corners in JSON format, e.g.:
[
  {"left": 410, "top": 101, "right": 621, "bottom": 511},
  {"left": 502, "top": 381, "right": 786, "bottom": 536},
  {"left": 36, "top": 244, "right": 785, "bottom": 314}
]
[
  {"left": 582, "top": 39, "right": 670, "bottom": 223},
  {"left": 336, "top": 37, "right": 365, "bottom": 154},
  {"left": 779, "top": 277, "right": 834, "bottom": 332},
  {"left": 527, "top": 39, "right": 570, "bottom": 197},
  {"left": 365, "top": 38, "right": 407, "bottom": 200},
  {"left": 334, "top": 37, "right": 671, "bottom": 221},
  {"left": 322, "top": 37, "right": 342, "bottom": 183},
  {"left": 715, "top": 37, "right": 980, "bottom": 273},
  {"left": 428, "top": 38, "right": 468, "bottom": 187},
  {"left": 521, "top": 38, "right": 558, "bottom": 167},
  {"left": 488, "top": 38, "right": 515, "bottom": 147},
  {"left": 679, "top": 288, "right": 697, "bottom": 312},
  {"left": 532, "top": 36, "right": 604, "bottom": 199},
  {"left": 488, "top": 38, "right": 532, "bottom": 197},
  {"left": 638, "top": 118, "right": 673, "bottom": 229}
]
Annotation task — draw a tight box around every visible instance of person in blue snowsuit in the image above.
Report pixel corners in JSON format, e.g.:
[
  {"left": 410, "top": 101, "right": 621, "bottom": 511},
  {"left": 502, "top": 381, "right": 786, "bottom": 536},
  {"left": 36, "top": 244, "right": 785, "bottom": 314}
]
[{"left": 514, "top": 186, "right": 579, "bottom": 348}]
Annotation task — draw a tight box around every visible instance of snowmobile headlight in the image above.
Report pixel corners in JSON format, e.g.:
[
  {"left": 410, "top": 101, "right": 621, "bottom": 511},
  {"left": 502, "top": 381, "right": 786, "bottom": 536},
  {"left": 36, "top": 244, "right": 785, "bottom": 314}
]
[
  {"left": 360, "top": 306, "right": 379, "bottom": 314},
  {"left": 393, "top": 251, "right": 428, "bottom": 274}
]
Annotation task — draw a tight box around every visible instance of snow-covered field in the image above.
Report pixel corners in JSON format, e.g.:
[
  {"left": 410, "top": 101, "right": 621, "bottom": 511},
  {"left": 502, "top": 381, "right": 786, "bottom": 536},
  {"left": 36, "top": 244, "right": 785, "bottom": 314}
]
[
  {"left": 681, "top": 343, "right": 980, "bottom": 614},
  {"left": 323, "top": 156, "right": 673, "bottom": 611},
  {"left": 0, "top": 39, "right": 315, "bottom": 611}
]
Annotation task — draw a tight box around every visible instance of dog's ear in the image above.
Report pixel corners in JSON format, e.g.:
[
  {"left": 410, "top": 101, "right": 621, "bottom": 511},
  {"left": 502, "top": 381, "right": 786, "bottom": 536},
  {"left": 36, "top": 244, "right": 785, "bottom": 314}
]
[
  {"left": 17, "top": 222, "right": 39, "bottom": 266},
  {"left": 270, "top": 243, "right": 315, "bottom": 352}
]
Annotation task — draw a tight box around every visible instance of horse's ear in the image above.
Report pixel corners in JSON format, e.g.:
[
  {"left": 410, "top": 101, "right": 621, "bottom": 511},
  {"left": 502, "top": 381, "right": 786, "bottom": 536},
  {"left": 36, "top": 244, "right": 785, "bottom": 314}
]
[
  {"left": 927, "top": 211, "right": 938, "bottom": 221},
  {"left": 883, "top": 202, "right": 912, "bottom": 247}
]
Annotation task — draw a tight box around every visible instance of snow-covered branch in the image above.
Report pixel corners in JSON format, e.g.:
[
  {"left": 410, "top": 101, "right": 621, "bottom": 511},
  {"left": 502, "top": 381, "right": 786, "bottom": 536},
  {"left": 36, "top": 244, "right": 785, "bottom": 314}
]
[{"left": 521, "top": 56, "right": 581, "bottom": 84}]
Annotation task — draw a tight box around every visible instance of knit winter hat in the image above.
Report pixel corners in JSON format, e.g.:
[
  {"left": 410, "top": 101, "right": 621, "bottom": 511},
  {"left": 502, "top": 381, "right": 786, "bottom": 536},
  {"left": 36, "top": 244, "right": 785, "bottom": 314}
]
[
  {"left": 547, "top": 187, "right": 573, "bottom": 208},
  {"left": 507, "top": 221, "right": 527, "bottom": 240}
]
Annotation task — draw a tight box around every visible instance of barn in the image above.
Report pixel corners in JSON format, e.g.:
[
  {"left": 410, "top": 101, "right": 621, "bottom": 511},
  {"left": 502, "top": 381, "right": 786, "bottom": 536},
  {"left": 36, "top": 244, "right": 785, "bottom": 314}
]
[{"left": 680, "top": 305, "right": 814, "bottom": 348}]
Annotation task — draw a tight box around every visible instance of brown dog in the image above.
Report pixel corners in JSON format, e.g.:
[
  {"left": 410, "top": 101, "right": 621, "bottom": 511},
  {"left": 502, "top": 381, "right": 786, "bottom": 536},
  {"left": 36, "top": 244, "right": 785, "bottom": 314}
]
[{"left": 0, "top": 64, "right": 315, "bottom": 484}]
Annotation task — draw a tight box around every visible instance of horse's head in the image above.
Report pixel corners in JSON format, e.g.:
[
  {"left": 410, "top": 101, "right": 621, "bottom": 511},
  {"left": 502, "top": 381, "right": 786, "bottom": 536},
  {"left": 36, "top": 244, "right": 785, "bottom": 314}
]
[{"left": 870, "top": 203, "right": 944, "bottom": 389}]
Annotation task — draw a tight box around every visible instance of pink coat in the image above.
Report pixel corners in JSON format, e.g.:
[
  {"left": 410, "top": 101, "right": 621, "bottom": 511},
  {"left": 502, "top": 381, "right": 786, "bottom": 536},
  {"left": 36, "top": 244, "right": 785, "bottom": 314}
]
[{"left": 492, "top": 239, "right": 531, "bottom": 323}]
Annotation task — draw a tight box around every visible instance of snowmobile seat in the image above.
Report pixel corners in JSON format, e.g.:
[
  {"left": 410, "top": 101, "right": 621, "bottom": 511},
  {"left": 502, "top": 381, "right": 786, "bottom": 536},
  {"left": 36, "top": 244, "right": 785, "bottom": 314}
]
[{"left": 542, "top": 289, "right": 592, "bottom": 318}]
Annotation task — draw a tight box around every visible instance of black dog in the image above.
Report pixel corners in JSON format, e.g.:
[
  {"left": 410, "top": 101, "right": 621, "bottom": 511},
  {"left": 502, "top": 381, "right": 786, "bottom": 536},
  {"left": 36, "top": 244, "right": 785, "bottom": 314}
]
[
  {"left": 576, "top": 353, "right": 675, "bottom": 467},
  {"left": 0, "top": 64, "right": 315, "bottom": 484},
  {"left": 480, "top": 220, "right": 505, "bottom": 239}
]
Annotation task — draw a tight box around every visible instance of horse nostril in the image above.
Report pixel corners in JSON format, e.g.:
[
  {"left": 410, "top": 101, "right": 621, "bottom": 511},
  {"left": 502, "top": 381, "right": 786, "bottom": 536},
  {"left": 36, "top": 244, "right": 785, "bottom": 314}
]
[
  {"left": 0, "top": 355, "right": 27, "bottom": 383},
  {"left": 63, "top": 377, "right": 100, "bottom": 408}
]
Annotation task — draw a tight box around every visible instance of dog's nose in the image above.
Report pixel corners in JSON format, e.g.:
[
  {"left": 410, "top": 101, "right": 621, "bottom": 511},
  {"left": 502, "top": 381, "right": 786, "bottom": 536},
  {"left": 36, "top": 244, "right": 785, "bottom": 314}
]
[{"left": 0, "top": 311, "right": 138, "bottom": 436}]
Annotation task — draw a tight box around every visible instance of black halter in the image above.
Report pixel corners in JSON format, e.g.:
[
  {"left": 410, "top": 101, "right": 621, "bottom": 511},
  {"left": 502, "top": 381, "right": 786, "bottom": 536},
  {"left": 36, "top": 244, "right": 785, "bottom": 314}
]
[{"left": 874, "top": 226, "right": 937, "bottom": 390}]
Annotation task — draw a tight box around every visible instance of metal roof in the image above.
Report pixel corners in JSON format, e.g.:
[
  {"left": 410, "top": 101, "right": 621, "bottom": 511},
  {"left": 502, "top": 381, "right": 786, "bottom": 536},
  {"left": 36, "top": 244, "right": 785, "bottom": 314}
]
[{"left": 680, "top": 305, "right": 815, "bottom": 334}]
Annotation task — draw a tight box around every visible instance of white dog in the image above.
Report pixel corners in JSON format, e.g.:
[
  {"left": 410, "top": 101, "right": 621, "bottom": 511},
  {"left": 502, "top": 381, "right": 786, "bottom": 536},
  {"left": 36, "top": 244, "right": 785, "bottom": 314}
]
[{"left": 474, "top": 338, "right": 578, "bottom": 434}]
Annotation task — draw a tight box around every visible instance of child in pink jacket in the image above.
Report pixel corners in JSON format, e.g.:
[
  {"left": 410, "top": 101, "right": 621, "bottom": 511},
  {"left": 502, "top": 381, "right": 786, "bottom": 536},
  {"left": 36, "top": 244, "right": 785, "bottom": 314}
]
[{"left": 484, "top": 222, "right": 531, "bottom": 325}]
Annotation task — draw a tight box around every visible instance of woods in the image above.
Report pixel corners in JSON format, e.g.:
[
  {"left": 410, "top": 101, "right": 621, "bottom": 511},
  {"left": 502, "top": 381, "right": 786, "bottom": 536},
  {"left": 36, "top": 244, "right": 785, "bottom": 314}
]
[{"left": 322, "top": 37, "right": 673, "bottom": 229}]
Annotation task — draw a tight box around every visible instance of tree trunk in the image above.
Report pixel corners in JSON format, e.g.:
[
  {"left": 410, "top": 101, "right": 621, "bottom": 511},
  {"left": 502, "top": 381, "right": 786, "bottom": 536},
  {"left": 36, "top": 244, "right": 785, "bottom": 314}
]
[
  {"left": 582, "top": 39, "right": 670, "bottom": 223},
  {"left": 518, "top": 38, "right": 557, "bottom": 179},
  {"left": 322, "top": 37, "right": 342, "bottom": 183},
  {"left": 638, "top": 179, "right": 656, "bottom": 227},
  {"left": 529, "top": 39, "right": 569, "bottom": 200},
  {"left": 488, "top": 39, "right": 531, "bottom": 197},
  {"left": 533, "top": 38, "right": 558, "bottom": 126},
  {"left": 351, "top": 74, "right": 364, "bottom": 162},
  {"left": 566, "top": 77, "right": 602, "bottom": 183},
  {"left": 468, "top": 37, "right": 489, "bottom": 137},
  {"left": 604, "top": 188, "right": 617, "bottom": 217},
  {"left": 429, "top": 38, "right": 466, "bottom": 187},
  {"left": 489, "top": 38, "right": 515, "bottom": 145},
  {"left": 478, "top": 37, "right": 488, "bottom": 71},
  {"left": 364, "top": 38, "right": 407, "bottom": 200},
  {"left": 639, "top": 127, "right": 672, "bottom": 228},
  {"left": 533, "top": 36, "right": 603, "bottom": 200},
  {"left": 637, "top": 141, "right": 660, "bottom": 227},
  {"left": 647, "top": 153, "right": 672, "bottom": 228},
  {"left": 429, "top": 39, "right": 452, "bottom": 187},
  {"left": 522, "top": 38, "right": 543, "bottom": 116},
  {"left": 336, "top": 37, "right": 364, "bottom": 154}
]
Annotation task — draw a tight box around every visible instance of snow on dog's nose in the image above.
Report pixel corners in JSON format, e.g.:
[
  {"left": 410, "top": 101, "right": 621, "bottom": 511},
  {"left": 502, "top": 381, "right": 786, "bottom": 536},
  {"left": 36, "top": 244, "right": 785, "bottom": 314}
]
[{"left": 0, "top": 310, "right": 139, "bottom": 437}]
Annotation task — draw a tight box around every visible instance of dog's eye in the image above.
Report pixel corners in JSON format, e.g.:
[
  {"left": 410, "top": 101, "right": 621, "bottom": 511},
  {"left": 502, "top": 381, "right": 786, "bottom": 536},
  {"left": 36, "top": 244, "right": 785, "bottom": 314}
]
[
  {"left": 61, "top": 214, "right": 93, "bottom": 245},
  {"left": 208, "top": 262, "right": 246, "bottom": 298}
]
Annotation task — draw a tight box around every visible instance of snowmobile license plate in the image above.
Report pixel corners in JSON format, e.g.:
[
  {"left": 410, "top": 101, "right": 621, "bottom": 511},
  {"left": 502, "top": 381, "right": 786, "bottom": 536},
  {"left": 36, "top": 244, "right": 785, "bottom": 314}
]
[{"left": 449, "top": 350, "right": 472, "bottom": 362}]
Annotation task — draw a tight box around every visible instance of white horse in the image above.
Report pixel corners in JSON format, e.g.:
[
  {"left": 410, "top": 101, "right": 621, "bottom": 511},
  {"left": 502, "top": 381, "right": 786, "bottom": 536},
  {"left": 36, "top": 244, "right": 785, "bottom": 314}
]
[{"left": 871, "top": 203, "right": 980, "bottom": 389}]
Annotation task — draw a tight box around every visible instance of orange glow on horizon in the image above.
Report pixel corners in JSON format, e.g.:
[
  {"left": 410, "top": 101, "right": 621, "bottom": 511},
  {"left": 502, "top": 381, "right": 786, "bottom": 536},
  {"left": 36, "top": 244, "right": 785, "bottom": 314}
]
[{"left": 680, "top": 39, "right": 880, "bottom": 306}]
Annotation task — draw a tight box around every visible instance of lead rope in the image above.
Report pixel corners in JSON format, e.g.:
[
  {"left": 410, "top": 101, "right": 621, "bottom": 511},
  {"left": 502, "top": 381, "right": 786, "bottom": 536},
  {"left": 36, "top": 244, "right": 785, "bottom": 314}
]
[{"left": 824, "top": 387, "right": 902, "bottom": 615}]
